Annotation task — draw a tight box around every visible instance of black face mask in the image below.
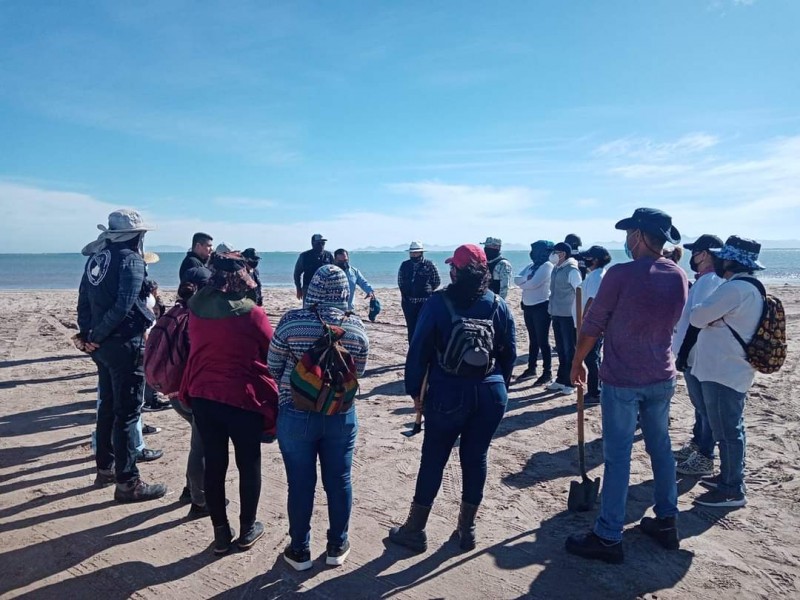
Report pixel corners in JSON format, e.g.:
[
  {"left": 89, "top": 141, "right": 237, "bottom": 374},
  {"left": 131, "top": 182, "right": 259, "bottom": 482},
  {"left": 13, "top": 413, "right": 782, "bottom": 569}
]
[
  {"left": 689, "top": 254, "right": 699, "bottom": 273},
  {"left": 312, "top": 242, "right": 325, "bottom": 253},
  {"left": 713, "top": 257, "right": 727, "bottom": 278},
  {"left": 484, "top": 247, "right": 501, "bottom": 261},
  {"left": 410, "top": 255, "right": 423, "bottom": 263},
  {"left": 336, "top": 261, "right": 349, "bottom": 270}
]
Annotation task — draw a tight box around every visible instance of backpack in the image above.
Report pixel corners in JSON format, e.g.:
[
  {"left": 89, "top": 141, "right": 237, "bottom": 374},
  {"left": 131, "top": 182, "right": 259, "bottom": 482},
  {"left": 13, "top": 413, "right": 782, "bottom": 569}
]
[
  {"left": 289, "top": 308, "right": 359, "bottom": 415},
  {"left": 437, "top": 292, "right": 500, "bottom": 377},
  {"left": 144, "top": 302, "right": 191, "bottom": 394},
  {"left": 724, "top": 277, "right": 787, "bottom": 374}
]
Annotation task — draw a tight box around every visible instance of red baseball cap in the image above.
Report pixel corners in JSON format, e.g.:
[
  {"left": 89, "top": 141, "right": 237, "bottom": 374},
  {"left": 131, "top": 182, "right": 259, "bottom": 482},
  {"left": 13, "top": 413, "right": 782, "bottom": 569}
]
[{"left": 445, "top": 244, "right": 487, "bottom": 269}]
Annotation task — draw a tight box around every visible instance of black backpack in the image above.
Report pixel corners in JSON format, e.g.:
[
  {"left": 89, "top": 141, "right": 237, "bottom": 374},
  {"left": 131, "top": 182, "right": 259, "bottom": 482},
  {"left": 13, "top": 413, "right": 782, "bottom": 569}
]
[{"left": 437, "top": 292, "right": 500, "bottom": 377}]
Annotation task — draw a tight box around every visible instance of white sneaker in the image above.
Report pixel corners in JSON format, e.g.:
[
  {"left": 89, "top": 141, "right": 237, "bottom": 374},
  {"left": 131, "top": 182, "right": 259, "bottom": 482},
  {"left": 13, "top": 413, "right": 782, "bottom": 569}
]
[
  {"left": 547, "top": 381, "right": 564, "bottom": 392},
  {"left": 559, "top": 386, "right": 576, "bottom": 395}
]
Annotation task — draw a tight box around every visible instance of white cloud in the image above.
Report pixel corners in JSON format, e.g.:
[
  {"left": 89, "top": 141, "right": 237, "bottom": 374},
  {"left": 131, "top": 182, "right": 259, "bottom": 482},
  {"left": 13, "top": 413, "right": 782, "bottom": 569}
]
[{"left": 594, "top": 133, "right": 719, "bottom": 162}]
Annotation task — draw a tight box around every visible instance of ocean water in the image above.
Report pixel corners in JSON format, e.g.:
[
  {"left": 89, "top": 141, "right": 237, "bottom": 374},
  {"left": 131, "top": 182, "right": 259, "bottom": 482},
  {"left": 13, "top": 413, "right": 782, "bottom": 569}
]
[{"left": 1, "top": 249, "right": 799, "bottom": 290}]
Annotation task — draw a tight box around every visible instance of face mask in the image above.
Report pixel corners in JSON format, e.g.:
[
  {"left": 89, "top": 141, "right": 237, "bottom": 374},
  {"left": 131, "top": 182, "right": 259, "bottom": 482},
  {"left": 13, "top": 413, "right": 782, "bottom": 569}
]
[
  {"left": 548, "top": 253, "right": 559, "bottom": 264},
  {"left": 689, "top": 254, "right": 699, "bottom": 273},
  {"left": 713, "top": 257, "right": 727, "bottom": 278},
  {"left": 312, "top": 242, "right": 325, "bottom": 253},
  {"left": 624, "top": 231, "right": 640, "bottom": 259},
  {"left": 484, "top": 248, "right": 501, "bottom": 261},
  {"left": 336, "top": 261, "right": 349, "bottom": 270},
  {"left": 410, "top": 255, "right": 423, "bottom": 263}
]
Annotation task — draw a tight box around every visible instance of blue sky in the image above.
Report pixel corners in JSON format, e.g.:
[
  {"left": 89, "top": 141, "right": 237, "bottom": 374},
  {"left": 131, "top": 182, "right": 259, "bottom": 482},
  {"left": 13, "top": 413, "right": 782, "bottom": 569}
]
[{"left": 1, "top": 0, "right": 799, "bottom": 252}]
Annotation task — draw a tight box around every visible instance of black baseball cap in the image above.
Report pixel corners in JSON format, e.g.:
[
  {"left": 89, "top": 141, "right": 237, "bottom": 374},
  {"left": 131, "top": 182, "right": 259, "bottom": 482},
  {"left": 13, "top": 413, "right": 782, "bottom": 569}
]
[
  {"left": 311, "top": 234, "right": 327, "bottom": 243},
  {"left": 615, "top": 207, "right": 680, "bottom": 244},
  {"left": 684, "top": 234, "right": 724, "bottom": 253}
]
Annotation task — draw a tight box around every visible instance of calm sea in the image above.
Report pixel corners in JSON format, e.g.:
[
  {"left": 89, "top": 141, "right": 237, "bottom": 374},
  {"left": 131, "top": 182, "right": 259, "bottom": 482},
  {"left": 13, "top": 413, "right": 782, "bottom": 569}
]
[{"left": 1, "top": 250, "right": 798, "bottom": 290}]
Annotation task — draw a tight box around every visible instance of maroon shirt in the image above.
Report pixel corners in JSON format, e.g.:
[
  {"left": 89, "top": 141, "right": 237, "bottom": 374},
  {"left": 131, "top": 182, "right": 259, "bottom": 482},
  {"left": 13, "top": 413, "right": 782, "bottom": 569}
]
[{"left": 581, "top": 257, "right": 687, "bottom": 388}]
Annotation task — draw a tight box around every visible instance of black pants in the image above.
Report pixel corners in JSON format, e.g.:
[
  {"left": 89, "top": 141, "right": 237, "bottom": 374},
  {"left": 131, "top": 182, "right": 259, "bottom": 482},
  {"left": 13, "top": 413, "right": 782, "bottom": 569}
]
[
  {"left": 551, "top": 316, "right": 576, "bottom": 387},
  {"left": 522, "top": 301, "right": 551, "bottom": 373},
  {"left": 191, "top": 398, "right": 263, "bottom": 529},
  {"left": 584, "top": 337, "right": 603, "bottom": 397},
  {"left": 93, "top": 335, "right": 145, "bottom": 484},
  {"left": 402, "top": 300, "right": 425, "bottom": 343}
]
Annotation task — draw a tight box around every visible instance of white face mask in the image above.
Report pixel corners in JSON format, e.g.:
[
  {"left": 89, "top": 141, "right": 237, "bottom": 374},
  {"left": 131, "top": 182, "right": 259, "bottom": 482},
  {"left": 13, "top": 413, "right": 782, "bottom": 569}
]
[
  {"left": 146, "top": 294, "right": 156, "bottom": 309},
  {"left": 548, "top": 253, "right": 560, "bottom": 264}
]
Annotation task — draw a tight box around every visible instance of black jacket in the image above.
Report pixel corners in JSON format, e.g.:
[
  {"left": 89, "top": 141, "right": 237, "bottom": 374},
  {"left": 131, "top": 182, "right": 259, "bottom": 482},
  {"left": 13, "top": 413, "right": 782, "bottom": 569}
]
[
  {"left": 179, "top": 251, "right": 208, "bottom": 283},
  {"left": 293, "top": 249, "right": 334, "bottom": 292},
  {"left": 77, "top": 243, "right": 155, "bottom": 343},
  {"left": 397, "top": 258, "right": 441, "bottom": 301}
]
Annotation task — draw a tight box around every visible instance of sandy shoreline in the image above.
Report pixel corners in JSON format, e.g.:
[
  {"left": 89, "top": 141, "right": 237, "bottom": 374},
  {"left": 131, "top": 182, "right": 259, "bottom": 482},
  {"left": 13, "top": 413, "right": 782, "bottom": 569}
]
[{"left": 1, "top": 287, "right": 798, "bottom": 599}]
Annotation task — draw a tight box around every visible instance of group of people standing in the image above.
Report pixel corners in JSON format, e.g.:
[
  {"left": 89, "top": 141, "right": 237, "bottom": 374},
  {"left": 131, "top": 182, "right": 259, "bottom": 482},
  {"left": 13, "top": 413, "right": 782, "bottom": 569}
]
[{"left": 76, "top": 206, "right": 771, "bottom": 569}]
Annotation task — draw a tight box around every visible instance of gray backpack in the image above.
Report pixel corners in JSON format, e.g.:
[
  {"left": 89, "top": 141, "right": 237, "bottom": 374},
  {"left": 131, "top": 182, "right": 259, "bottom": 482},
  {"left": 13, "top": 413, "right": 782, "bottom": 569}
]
[{"left": 437, "top": 292, "right": 500, "bottom": 377}]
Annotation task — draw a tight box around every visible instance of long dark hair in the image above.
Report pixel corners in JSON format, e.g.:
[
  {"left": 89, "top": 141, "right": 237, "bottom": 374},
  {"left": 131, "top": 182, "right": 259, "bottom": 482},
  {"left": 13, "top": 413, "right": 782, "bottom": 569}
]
[{"left": 445, "top": 264, "right": 491, "bottom": 309}]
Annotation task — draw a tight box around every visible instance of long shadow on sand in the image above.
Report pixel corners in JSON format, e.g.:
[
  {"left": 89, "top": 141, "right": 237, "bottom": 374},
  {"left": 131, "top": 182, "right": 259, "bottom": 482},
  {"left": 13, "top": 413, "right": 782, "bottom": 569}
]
[
  {"left": 0, "top": 370, "right": 96, "bottom": 389},
  {"left": 0, "top": 436, "right": 90, "bottom": 471},
  {"left": 0, "top": 400, "right": 96, "bottom": 438},
  {"left": 0, "top": 354, "right": 88, "bottom": 369},
  {"left": 0, "top": 502, "right": 185, "bottom": 597}
]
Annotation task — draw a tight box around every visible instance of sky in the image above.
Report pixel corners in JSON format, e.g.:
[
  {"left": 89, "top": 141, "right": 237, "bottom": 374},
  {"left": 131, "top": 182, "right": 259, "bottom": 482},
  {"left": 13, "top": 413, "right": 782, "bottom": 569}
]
[{"left": 1, "top": 0, "right": 799, "bottom": 253}]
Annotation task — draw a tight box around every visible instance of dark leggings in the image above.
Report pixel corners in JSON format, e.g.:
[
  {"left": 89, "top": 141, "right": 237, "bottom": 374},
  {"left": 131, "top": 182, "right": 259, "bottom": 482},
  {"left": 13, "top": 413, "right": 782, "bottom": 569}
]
[
  {"left": 522, "top": 301, "right": 551, "bottom": 373},
  {"left": 191, "top": 398, "right": 263, "bottom": 529}
]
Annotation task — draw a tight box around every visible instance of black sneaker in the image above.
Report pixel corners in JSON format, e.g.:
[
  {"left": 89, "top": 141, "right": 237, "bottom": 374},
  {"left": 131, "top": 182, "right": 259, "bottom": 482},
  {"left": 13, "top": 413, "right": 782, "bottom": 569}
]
[
  {"left": 179, "top": 486, "right": 192, "bottom": 505},
  {"left": 142, "top": 424, "right": 161, "bottom": 435},
  {"left": 188, "top": 503, "right": 211, "bottom": 519},
  {"left": 114, "top": 479, "right": 168, "bottom": 503},
  {"left": 693, "top": 489, "right": 747, "bottom": 508},
  {"left": 516, "top": 367, "right": 537, "bottom": 382},
  {"left": 142, "top": 398, "right": 171, "bottom": 412},
  {"left": 94, "top": 467, "right": 115, "bottom": 488},
  {"left": 283, "top": 545, "right": 313, "bottom": 571},
  {"left": 326, "top": 540, "right": 351, "bottom": 566},
  {"left": 237, "top": 521, "right": 265, "bottom": 551},
  {"left": 638, "top": 516, "right": 680, "bottom": 550},
  {"left": 532, "top": 372, "right": 553, "bottom": 387},
  {"left": 214, "top": 524, "right": 236, "bottom": 555},
  {"left": 565, "top": 531, "right": 624, "bottom": 564},
  {"left": 135, "top": 448, "right": 164, "bottom": 462}
]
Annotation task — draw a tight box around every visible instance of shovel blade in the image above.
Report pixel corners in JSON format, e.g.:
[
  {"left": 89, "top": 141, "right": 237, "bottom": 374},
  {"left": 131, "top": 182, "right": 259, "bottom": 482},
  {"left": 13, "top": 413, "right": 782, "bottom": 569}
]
[{"left": 567, "top": 477, "right": 601, "bottom": 512}]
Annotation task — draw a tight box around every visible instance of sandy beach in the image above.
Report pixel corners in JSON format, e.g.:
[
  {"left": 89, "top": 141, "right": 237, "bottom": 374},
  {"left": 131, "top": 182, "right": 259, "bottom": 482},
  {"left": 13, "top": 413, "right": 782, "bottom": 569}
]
[{"left": 1, "top": 285, "right": 798, "bottom": 599}]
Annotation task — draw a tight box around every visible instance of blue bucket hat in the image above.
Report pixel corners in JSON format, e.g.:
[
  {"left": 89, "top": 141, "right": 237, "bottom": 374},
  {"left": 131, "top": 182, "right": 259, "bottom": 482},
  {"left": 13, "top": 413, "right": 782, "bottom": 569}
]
[
  {"left": 709, "top": 235, "right": 765, "bottom": 271},
  {"left": 368, "top": 297, "right": 382, "bottom": 322},
  {"left": 615, "top": 207, "right": 681, "bottom": 244}
]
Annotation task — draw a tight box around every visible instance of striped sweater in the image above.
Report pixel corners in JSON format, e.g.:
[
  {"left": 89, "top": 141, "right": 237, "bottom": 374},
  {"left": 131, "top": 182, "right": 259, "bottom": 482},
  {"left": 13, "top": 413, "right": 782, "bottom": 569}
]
[{"left": 267, "top": 265, "right": 370, "bottom": 408}]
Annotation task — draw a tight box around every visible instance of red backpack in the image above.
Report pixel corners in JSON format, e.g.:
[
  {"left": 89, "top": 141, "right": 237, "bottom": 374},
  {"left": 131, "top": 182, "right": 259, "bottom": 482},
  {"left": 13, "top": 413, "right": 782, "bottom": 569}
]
[{"left": 144, "top": 302, "right": 191, "bottom": 395}]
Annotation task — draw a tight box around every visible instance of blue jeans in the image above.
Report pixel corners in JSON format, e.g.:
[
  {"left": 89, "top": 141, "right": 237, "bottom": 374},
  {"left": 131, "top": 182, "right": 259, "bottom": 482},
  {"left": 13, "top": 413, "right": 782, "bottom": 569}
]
[
  {"left": 551, "top": 316, "right": 576, "bottom": 386},
  {"left": 683, "top": 368, "right": 715, "bottom": 459},
  {"left": 594, "top": 379, "right": 678, "bottom": 542},
  {"left": 277, "top": 405, "right": 358, "bottom": 551},
  {"left": 92, "top": 384, "right": 144, "bottom": 455},
  {"left": 700, "top": 380, "right": 747, "bottom": 496},
  {"left": 414, "top": 380, "right": 507, "bottom": 507}
]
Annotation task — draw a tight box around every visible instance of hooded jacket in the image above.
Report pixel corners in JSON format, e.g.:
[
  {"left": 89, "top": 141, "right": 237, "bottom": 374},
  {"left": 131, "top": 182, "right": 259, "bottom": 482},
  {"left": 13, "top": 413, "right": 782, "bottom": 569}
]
[
  {"left": 268, "top": 265, "right": 370, "bottom": 408},
  {"left": 180, "top": 285, "right": 278, "bottom": 431}
]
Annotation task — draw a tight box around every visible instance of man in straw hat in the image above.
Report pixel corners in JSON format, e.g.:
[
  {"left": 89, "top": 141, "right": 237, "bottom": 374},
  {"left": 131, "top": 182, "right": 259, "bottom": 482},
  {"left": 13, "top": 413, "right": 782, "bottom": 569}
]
[
  {"left": 77, "top": 209, "right": 168, "bottom": 503},
  {"left": 566, "top": 208, "right": 687, "bottom": 563},
  {"left": 397, "top": 241, "right": 441, "bottom": 342},
  {"left": 688, "top": 236, "right": 768, "bottom": 509}
]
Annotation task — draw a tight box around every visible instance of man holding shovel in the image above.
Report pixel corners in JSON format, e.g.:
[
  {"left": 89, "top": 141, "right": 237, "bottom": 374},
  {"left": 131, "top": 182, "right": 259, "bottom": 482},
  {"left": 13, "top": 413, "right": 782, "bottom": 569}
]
[{"left": 565, "top": 208, "right": 687, "bottom": 564}]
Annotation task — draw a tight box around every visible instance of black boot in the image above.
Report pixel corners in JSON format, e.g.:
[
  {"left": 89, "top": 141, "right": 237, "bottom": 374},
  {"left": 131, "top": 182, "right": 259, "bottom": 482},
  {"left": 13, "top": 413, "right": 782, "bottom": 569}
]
[
  {"left": 455, "top": 502, "right": 479, "bottom": 551},
  {"left": 638, "top": 516, "right": 680, "bottom": 550},
  {"left": 388, "top": 502, "right": 431, "bottom": 553},
  {"left": 213, "top": 523, "right": 236, "bottom": 555}
]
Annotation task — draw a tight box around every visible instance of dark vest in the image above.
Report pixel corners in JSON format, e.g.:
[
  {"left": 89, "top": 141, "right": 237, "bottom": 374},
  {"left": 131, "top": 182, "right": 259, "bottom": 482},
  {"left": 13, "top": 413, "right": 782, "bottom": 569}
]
[
  {"left": 400, "top": 259, "right": 437, "bottom": 299},
  {"left": 300, "top": 249, "right": 334, "bottom": 290}
]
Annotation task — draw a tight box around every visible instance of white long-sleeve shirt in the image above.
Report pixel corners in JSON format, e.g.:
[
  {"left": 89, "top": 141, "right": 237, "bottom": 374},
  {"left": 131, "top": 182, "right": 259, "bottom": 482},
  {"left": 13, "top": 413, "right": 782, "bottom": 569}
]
[
  {"left": 514, "top": 262, "right": 553, "bottom": 307},
  {"left": 671, "top": 270, "right": 723, "bottom": 367},
  {"left": 690, "top": 274, "right": 762, "bottom": 393}
]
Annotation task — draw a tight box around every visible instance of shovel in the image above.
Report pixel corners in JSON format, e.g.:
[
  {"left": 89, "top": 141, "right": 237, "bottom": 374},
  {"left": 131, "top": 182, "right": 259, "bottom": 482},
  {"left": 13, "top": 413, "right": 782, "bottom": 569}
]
[
  {"left": 568, "top": 287, "right": 601, "bottom": 511},
  {"left": 402, "top": 368, "right": 429, "bottom": 438}
]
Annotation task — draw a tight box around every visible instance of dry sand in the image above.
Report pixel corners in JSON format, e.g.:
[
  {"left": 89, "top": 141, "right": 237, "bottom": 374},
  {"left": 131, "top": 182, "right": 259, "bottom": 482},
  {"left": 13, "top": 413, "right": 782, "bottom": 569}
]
[{"left": 1, "top": 286, "right": 799, "bottom": 599}]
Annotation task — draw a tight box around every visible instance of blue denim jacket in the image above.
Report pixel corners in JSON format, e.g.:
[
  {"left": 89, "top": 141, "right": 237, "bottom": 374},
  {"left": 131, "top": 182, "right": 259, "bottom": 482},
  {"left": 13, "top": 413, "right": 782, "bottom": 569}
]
[
  {"left": 342, "top": 265, "right": 374, "bottom": 311},
  {"left": 404, "top": 289, "right": 516, "bottom": 397}
]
